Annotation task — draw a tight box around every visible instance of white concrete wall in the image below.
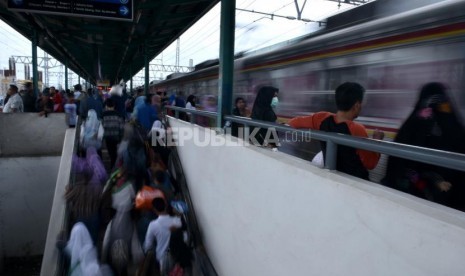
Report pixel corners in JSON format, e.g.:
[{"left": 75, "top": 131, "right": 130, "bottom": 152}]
[
  {"left": 40, "top": 129, "right": 75, "bottom": 276},
  {"left": 169, "top": 118, "right": 465, "bottom": 276},
  {"left": 0, "top": 156, "right": 60, "bottom": 256}
]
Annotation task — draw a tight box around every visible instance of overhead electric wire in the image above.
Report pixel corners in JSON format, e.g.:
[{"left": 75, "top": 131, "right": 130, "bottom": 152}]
[{"left": 171, "top": 0, "right": 258, "bottom": 60}]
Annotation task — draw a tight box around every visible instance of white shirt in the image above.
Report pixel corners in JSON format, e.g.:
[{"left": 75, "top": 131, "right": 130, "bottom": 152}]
[
  {"left": 3, "top": 93, "right": 23, "bottom": 113},
  {"left": 186, "top": 102, "right": 195, "bottom": 110},
  {"left": 143, "top": 214, "right": 182, "bottom": 263}
]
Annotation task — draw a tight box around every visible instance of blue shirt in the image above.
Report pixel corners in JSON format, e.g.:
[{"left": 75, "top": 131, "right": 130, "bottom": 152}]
[
  {"left": 64, "top": 103, "right": 77, "bottom": 126},
  {"left": 136, "top": 103, "right": 158, "bottom": 131}
]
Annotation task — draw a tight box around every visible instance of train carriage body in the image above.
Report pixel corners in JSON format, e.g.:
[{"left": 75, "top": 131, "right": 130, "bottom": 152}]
[{"left": 153, "top": 0, "right": 465, "bottom": 135}]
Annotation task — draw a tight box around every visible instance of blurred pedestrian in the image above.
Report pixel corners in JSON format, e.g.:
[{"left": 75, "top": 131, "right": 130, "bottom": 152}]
[
  {"left": 250, "top": 86, "right": 279, "bottom": 146},
  {"left": 289, "top": 82, "right": 383, "bottom": 180},
  {"left": 383, "top": 82, "right": 465, "bottom": 208},
  {"left": 1, "top": 84, "right": 23, "bottom": 113}
]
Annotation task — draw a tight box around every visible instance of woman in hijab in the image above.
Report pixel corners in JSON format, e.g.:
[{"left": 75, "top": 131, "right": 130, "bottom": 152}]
[
  {"left": 67, "top": 147, "right": 107, "bottom": 243},
  {"left": 80, "top": 109, "right": 104, "bottom": 151},
  {"left": 250, "top": 86, "right": 279, "bottom": 146},
  {"left": 384, "top": 82, "right": 465, "bottom": 208},
  {"left": 65, "top": 222, "right": 106, "bottom": 276}
]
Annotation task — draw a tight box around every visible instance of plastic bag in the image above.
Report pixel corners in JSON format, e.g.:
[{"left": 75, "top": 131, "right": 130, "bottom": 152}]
[
  {"left": 135, "top": 186, "right": 165, "bottom": 210},
  {"left": 312, "top": 151, "right": 324, "bottom": 167}
]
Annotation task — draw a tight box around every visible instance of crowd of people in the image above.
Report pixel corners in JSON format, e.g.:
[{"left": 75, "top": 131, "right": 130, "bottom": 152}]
[
  {"left": 286, "top": 82, "right": 464, "bottom": 210},
  {"left": 0, "top": 82, "right": 72, "bottom": 114},
  {"left": 57, "top": 84, "right": 196, "bottom": 275},
  {"left": 1, "top": 79, "right": 464, "bottom": 274}
]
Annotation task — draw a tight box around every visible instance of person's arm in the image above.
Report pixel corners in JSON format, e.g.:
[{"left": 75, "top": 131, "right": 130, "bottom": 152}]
[
  {"left": 351, "top": 124, "right": 381, "bottom": 170},
  {"left": 420, "top": 171, "right": 451, "bottom": 192},
  {"left": 97, "top": 123, "right": 104, "bottom": 141},
  {"left": 143, "top": 223, "right": 155, "bottom": 253},
  {"left": 288, "top": 115, "right": 314, "bottom": 128},
  {"left": 9, "top": 98, "right": 20, "bottom": 113},
  {"left": 288, "top": 112, "right": 329, "bottom": 129}
]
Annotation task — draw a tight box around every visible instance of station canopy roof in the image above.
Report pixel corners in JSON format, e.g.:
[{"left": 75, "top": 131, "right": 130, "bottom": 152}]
[{"left": 0, "top": 0, "right": 219, "bottom": 86}]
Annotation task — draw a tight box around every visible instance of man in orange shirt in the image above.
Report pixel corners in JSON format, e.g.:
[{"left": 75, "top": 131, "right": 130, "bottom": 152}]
[{"left": 288, "top": 82, "right": 384, "bottom": 180}]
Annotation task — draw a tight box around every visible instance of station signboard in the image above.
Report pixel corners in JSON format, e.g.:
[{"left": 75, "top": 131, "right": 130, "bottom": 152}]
[
  {"left": 97, "top": 80, "right": 110, "bottom": 87},
  {"left": 8, "top": 0, "right": 133, "bottom": 21}
]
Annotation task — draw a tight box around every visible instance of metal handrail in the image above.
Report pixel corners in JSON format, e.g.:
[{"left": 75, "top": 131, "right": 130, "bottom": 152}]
[
  {"left": 224, "top": 115, "right": 465, "bottom": 172},
  {"left": 163, "top": 106, "right": 465, "bottom": 172},
  {"left": 165, "top": 105, "right": 217, "bottom": 123}
]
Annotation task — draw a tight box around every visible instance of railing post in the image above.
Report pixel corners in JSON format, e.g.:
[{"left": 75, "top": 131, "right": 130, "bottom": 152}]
[
  {"left": 243, "top": 124, "right": 250, "bottom": 144},
  {"left": 175, "top": 110, "right": 179, "bottom": 119},
  {"left": 65, "top": 58, "right": 68, "bottom": 91},
  {"left": 190, "top": 114, "right": 195, "bottom": 124},
  {"left": 144, "top": 42, "right": 149, "bottom": 96},
  {"left": 32, "top": 30, "right": 39, "bottom": 97},
  {"left": 129, "top": 65, "right": 133, "bottom": 94},
  {"left": 325, "top": 140, "right": 337, "bottom": 170}
]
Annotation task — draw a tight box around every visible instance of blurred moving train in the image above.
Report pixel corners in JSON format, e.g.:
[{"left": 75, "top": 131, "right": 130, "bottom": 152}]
[{"left": 151, "top": 0, "right": 465, "bottom": 138}]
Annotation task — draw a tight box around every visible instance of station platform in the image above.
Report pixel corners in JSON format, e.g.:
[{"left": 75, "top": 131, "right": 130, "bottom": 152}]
[{"left": 2, "top": 112, "right": 465, "bottom": 276}]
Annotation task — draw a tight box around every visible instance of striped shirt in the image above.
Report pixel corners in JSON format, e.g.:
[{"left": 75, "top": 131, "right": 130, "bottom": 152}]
[{"left": 102, "top": 110, "right": 124, "bottom": 140}]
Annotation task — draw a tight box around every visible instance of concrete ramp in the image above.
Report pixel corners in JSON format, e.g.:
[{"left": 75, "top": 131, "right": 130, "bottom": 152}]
[
  {"left": 0, "top": 113, "right": 67, "bottom": 157},
  {"left": 168, "top": 117, "right": 465, "bottom": 276},
  {"left": 0, "top": 113, "right": 68, "bottom": 273}
]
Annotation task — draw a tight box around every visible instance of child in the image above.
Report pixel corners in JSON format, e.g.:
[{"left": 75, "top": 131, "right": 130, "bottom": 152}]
[
  {"left": 143, "top": 198, "right": 182, "bottom": 268},
  {"left": 64, "top": 93, "right": 77, "bottom": 128},
  {"left": 102, "top": 98, "right": 124, "bottom": 168}
]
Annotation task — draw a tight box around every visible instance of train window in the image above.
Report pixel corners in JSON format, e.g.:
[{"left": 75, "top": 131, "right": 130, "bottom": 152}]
[{"left": 326, "top": 66, "right": 367, "bottom": 91}]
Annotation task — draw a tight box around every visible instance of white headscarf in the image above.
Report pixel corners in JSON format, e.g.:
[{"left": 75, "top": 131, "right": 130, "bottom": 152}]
[
  {"left": 65, "top": 222, "right": 103, "bottom": 276},
  {"left": 109, "top": 84, "right": 123, "bottom": 97},
  {"left": 81, "top": 109, "right": 103, "bottom": 149}
]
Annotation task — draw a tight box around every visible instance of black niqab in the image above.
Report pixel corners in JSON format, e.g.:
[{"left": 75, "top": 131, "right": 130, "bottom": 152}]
[
  {"left": 384, "top": 82, "right": 465, "bottom": 208},
  {"left": 251, "top": 86, "right": 278, "bottom": 122}
]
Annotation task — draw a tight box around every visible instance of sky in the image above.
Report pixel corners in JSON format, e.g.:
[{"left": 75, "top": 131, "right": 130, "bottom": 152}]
[{"left": 0, "top": 0, "right": 362, "bottom": 89}]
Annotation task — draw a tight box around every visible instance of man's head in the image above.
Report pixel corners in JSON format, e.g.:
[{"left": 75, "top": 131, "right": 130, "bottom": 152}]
[
  {"left": 25, "top": 82, "right": 33, "bottom": 92},
  {"left": 74, "top": 84, "right": 82, "bottom": 91},
  {"left": 137, "top": 88, "right": 144, "bottom": 96},
  {"left": 42, "top": 88, "right": 51, "bottom": 100},
  {"left": 152, "top": 94, "right": 161, "bottom": 107},
  {"left": 50, "top": 86, "right": 56, "bottom": 95},
  {"left": 152, "top": 197, "right": 166, "bottom": 214},
  {"left": 335, "top": 82, "right": 365, "bottom": 118},
  {"left": 105, "top": 98, "right": 115, "bottom": 110},
  {"left": 8, "top": 84, "right": 18, "bottom": 95}
]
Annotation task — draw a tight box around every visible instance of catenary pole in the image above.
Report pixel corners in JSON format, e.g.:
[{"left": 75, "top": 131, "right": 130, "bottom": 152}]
[{"left": 217, "top": 0, "right": 236, "bottom": 129}]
